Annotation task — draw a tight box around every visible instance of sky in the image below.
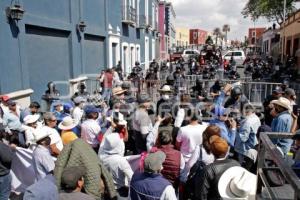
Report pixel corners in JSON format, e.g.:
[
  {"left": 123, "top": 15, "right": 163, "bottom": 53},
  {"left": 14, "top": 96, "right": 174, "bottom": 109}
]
[{"left": 171, "top": 0, "right": 298, "bottom": 41}]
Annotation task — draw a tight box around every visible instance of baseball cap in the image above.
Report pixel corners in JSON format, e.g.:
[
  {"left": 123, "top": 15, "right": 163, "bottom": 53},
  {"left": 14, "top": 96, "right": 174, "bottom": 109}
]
[
  {"left": 273, "top": 86, "right": 284, "bottom": 94},
  {"left": 61, "top": 166, "right": 86, "bottom": 190},
  {"left": 0, "top": 95, "right": 10, "bottom": 102},
  {"left": 84, "top": 105, "right": 100, "bottom": 115},
  {"left": 144, "top": 151, "right": 166, "bottom": 173}
]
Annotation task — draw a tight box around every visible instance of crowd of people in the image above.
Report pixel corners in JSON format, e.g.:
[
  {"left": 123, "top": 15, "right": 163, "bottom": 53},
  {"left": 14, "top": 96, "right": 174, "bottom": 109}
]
[{"left": 0, "top": 61, "right": 300, "bottom": 200}]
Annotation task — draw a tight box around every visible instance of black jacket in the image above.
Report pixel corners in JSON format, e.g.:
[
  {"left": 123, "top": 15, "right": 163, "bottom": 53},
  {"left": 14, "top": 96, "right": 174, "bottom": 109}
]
[
  {"left": 194, "top": 158, "right": 240, "bottom": 200},
  {"left": 0, "top": 142, "right": 13, "bottom": 176}
]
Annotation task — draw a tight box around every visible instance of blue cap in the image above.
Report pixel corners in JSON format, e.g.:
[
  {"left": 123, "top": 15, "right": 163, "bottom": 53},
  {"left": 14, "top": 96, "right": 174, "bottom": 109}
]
[
  {"left": 84, "top": 105, "right": 100, "bottom": 115},
  {"left": 63, "top": 103, "right": 73, "bottom": 112}
]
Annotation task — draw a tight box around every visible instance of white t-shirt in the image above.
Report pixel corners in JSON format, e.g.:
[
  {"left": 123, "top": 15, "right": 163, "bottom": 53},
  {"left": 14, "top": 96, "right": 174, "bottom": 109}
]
[
  {"left": 176, "top": 123, "right": 208, "bottom": 162},
  {"left": 42, "top": 126, "right": 64, "bottom": 151},
  {"left": 72, "top": 106, "right": 84, "bottom": 125},
  {"left": 81, "top": 119, "right": 101, "bottom": 147}
]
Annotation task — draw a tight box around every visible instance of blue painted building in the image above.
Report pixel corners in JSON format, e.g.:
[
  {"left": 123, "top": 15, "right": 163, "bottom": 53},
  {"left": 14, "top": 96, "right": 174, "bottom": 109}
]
[{"left": 0, "top": 0, "right": 159, "bottom": 102}]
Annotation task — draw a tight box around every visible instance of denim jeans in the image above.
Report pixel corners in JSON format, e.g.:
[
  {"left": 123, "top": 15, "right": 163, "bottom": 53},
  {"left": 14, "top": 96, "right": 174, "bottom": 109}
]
[
  {"left": 102, "top": 88, "right": 112, "bottom": 103},
  {"left": 0, "top": 173, "right": 12, "bottom": 200}
]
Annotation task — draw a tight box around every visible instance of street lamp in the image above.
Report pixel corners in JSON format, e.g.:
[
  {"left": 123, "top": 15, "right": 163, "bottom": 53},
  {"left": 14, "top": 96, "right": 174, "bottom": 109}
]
[
  {"left": 6, "top": 3, "right": 25, "bottom": 21},
  {"left": 77, "top": 21, "right": 86, "bottom": 32}
]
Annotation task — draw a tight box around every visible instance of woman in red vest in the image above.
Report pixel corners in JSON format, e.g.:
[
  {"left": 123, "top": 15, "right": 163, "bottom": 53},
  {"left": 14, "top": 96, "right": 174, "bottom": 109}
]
[{"left": 154, "top": 130, "right": 184, "bottom": 190}]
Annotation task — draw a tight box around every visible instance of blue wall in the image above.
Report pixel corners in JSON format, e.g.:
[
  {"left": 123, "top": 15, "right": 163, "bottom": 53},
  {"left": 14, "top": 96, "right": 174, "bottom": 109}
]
[{"left": 0, "top": 0, "right": 159, "bottom": 101}]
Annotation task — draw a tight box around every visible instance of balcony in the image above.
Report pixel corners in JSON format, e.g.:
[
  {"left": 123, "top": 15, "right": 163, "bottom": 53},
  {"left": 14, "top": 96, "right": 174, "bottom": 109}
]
[
  {"left": 137, "top": 15, "right": 147, "bottom": 29},
  {"left": 122, "top": 5, "right": 136, "bottom": 26}
]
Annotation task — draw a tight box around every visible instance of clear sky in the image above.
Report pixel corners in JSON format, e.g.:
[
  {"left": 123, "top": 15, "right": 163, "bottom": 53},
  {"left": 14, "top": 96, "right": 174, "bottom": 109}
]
[{"left": 172, "top": 0, "right": 300, "bottom": 41}]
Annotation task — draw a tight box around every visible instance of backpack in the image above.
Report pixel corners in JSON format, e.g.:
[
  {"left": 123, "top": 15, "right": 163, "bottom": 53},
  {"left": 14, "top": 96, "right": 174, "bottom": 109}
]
[{"left": 184, "top": 145, "right": 206, "bottom": 200}]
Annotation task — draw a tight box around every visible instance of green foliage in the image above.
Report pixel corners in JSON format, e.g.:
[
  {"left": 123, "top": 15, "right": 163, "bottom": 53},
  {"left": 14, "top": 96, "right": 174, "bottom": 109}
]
[{"left": 242, "top": 0, "right": 296, "bottom": 24}]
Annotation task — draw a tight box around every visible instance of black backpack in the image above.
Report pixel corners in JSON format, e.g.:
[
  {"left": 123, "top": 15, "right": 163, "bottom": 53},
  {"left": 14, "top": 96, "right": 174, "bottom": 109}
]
[{"left": 184, "top": 145, "right": 206, "bottom": 200}]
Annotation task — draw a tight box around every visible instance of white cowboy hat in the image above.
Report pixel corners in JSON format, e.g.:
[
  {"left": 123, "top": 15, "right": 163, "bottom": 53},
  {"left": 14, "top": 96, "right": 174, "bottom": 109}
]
[
  {"left": 33, "top": 128, "right": 51, "bottom": 142},
  {"left": 158, "top": 85, "right": 172, "bottom": 93},
  {"left": 218, "top": 166, "right": 257, "bottom": 200},
  {"left": 107, "top": 112, "right": 127, "bottom": 126},
  {"left": 58, "top": 116, "right": 78, "bottom": 130},
  {"left": 23, "top": 114, "right": 40, "bottom": 125},
  {"left": 271, "top": 97, "right": 291, "bottom": 112},
  {"left": 112, "top": 87, "right": 127, "bottom": 96}
]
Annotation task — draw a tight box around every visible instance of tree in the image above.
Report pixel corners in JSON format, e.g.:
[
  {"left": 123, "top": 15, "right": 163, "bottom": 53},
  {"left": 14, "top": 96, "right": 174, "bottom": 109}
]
[
  {"left": 242, "top": 0, "right": 296, "bottom": 24},
  {"left": 222, "top": 24, "right": 230, "bottom": 42},
  {"left": 213, "top": 28, "right": 221, "bottom": 45}
]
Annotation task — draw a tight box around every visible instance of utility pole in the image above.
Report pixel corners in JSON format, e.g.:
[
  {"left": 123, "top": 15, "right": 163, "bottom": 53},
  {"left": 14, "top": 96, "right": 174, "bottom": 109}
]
[
  {"left": 254, "top": 19, "right": 256, "bottom": 54},
  {"left": 282, "top": 0, "right": 287, "bottom": 64}
]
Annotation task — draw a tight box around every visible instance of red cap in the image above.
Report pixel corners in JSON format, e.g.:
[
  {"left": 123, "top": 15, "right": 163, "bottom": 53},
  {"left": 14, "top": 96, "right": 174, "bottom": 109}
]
[{"left": 0, "top": 95, "right": 10, "bottom": 102}]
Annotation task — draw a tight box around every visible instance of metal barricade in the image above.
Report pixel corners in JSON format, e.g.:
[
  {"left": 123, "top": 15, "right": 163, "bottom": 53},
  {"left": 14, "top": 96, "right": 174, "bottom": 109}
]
[
  {"left": 85, "top": 77, "right": 100, "bottom": 95},
  {"left": 82, "top": 74, "right": 283, "bottom": 106},
  {"left": 257, "top": 132, "right": 300, "bottom": 199}
]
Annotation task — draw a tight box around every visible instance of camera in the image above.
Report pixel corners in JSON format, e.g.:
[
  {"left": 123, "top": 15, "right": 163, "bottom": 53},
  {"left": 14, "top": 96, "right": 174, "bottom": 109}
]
[{"left": 225, "top": 111, "right": 241, "bottom": 128}]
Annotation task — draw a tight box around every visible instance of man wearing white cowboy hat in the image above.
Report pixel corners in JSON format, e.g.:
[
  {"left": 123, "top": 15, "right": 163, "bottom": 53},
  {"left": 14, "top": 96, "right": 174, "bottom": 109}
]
[
  {"left": 218, "top": 166, "right": 257, "bottom": 200},
  {"left": 32, "top": 128, "right": 55, "bottom": 181},
  {"left": 157, "top": 85, "right": 173, "bottom": 117},
  {"left": 58, "top": 116, "right": 78, "bottom": 145},
  {"left": 270, "top": 97, "right": 293, "bottom": 155}
]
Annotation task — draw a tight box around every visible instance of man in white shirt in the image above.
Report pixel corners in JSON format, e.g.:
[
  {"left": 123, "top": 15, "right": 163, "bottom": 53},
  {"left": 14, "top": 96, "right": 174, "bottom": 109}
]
[
  {"left": 32, "top": 129, "right": 55, "bottom": 181},
  {"left": 81, "top": 105, "right": 101, "bottom": 152},
  {"left": 72, "top": 96, "right": 86, "bottom": 125},
  {"left": 43, "top": 112, "right": 64, "bottom": 156},
  {"left": 176, "top": 112, "right": 208, "bottom": 163}
]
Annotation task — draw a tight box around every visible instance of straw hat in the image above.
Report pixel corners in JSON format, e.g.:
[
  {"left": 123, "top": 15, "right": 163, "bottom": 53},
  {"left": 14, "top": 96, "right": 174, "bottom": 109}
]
[
  {"left": 271, "top": 97, "right": 291, "bottom": 111},
  {"left": 112, "top": 87, "right": 127, "bottom": 96},
  {"left": 23, "top": 114, "right": 40, "bottom": 125},
  {"left": 58, "top": 116, "right": 78, "bottom": 130},
  {"left": 218, "top": 166, "right": 257, "bottom": 200}
]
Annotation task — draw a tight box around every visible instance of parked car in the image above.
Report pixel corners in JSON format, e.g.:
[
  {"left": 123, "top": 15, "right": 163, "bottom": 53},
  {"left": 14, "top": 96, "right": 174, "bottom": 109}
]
[
  {"left": 181, "top": 49, "right": 200, "bottom": 62},
  {"left": 222, "top": 50, "right": 246, "bottom": 66},
  {"left": 170, "top": 51, "right": 183, "bottom": 62}
]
